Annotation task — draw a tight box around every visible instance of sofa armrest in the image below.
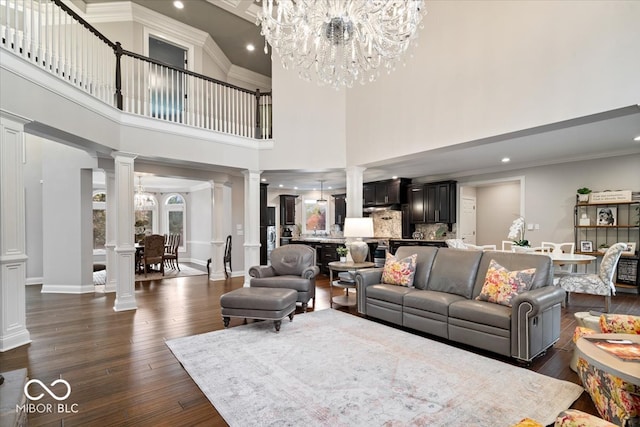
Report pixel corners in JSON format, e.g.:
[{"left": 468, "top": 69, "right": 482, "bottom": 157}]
[
  {"left": 354, "top": 268, "right": 384, "bottom": 289},
  {"left": 511, "top": 286, "right": 566, "bottom": 361},
  {"left": 354, "top": 268, "right": 384, "bottom": 315},
  {"left": 248, "top": 265, "right": 276, "bottom": 278},
  {"left": 511, "top": 286, "right": 566, "bottom": 318},
  {"left": 302, "top": 266, "right": 320, "bottom": 279}
]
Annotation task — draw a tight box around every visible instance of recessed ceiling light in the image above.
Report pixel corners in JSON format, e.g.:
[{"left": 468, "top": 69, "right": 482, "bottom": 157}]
[
  {"left": 261, "top": 178, "right": 266, "bottom": 182},
  {"left": 279, "top": 184, "right": 283, "bottom": 188},
  {"left": 173, "top": 1, "right": 184, "bottom": 9},
  {"left": 391, "top": 176, "right": 398, "bottom": 179},
  {"left": 634, "top": 135, "right": 640, "bottom": 142},
  {"left": 246, "top": 44, "right": 255, "bottom": 52},
  {"left": 294, "top": 187, "right": 298, "bottom": 190},
  {"left": 501, "top": 157, "right": 511, "bottom": 163}
]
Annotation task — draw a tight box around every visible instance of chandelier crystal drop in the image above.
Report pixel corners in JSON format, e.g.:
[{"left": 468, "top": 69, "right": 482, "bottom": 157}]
[
  {"left": 257, "top": 0, "right": 426, "bottom": 89},
  {"left": 134, "top": 176, "right": 155, "bottom": 211}
]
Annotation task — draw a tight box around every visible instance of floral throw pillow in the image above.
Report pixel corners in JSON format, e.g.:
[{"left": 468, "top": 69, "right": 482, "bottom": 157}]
[
  {"left": 381, "top": 252, "right": 417, "bottom": 287},
  {"left": 476, "top": 259, "right": 536, "bottom": 307}
]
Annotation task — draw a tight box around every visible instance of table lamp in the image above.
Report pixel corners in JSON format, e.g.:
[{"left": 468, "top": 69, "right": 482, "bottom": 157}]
[{"left": 343, "top": 217, "right": 374, "bottom": 263}]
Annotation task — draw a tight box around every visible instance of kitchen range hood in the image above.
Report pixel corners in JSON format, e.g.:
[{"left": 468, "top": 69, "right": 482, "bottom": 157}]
[{"left": 363, "top": 204, "right": 402, "bottom": 213}]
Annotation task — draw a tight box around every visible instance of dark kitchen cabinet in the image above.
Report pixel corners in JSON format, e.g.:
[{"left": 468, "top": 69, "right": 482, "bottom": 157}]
[
  {"left": 427, "top": 181, "right": 456, "bottom": 224},
  {"left": 407, "top": 181, "right": 456, "bottom": 225},
  {"left": 333, "top": 194, "right": 346, "bottom": 228},
  {"left": 408, "top": 184, "right": 426, "bottom": 223},
  {"left": 260, "top": 184, "right": 268, "bottom": 264},
  {"left": 363, "top": 184, "right": 376, "bottom": 206},
  {"left": 363, "top": 178, "right": 411, "bottom": 207},
  {"left": 279, "top": 195, "right": 298, "bottom": 226}
]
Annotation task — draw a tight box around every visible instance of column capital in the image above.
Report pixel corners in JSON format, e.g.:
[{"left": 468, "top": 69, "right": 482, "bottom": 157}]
[{"left": 110, "top": 151, "right": 137, "bottom": 161}]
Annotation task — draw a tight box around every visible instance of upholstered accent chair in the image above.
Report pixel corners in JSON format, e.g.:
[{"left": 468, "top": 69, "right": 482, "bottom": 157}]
[
  {"left": 571, "top": 316, "right": 639, "bottom": 427},
  {"left": 558, "top": 242, "right": 627, "bottom": 312},
  {"left": 248, "top": 244, "right": 320, "bottom": 312}
]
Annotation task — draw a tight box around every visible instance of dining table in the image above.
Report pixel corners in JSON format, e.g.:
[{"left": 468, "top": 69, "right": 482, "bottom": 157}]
[{"left": 547, "top": 253, "right": 596, "bottom": 266}]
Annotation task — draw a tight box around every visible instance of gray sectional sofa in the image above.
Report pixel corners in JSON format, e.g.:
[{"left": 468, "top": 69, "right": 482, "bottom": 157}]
[{"left": 355, "top": 246, "right": 566, "bottom": 362}]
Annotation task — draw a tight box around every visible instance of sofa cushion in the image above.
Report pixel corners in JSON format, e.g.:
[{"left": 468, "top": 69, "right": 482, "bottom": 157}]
[
  {"left": 395, "top": 246, "right": 438, "bottom": 290},
  {"left": 427, "top": 248, "right": 483, "bottom": 298},
  {"left": 250, "top": 275, "right": 311, "bottom": 292},
  {"left": 449, "top": 299, "right": 512, "bottom": 330},
  {"left": 381, "top": 252, "right": 417, "bottom": 286},
  {"left": 403, "top": 290, "right": 467, "bottom": 316},
  {"left": 366, "top": 284, "right": 414, "bottom": 305},
  {"left": 472, "top": 251, "right": 552, "bottom": 297},
  {"left": 476, "top": 259, "right": 536, "bottom": 307}
]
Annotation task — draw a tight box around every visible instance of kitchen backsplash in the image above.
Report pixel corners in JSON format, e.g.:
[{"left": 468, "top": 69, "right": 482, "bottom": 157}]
[
  {"left": 370, "top": 210, "right": 457, "bottom": 240},
  {"left": 415, "top": 223, "right": 457, "bottom": 240},
  {"left": 371, "top": 210, "right": 402, "bottom": 238}
]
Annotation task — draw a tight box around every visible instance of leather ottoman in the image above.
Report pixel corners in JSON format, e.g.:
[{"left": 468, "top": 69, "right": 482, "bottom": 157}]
[{"left": 220, "top": 287, "right": 297, "bottom": 332}]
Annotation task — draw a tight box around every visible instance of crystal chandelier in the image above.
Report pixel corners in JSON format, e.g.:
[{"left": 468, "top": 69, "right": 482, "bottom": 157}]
[
  {"left": 257, "top": 0, "right": 426, "bottom": 89},
  {"left": 134, "top": 176, "right": 154, "bottom": 211}
]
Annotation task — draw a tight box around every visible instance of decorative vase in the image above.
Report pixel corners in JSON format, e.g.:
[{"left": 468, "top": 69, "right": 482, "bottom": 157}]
[
  {"left": 578, "top": 193, "right": 590, "bottom": 203},
  {"left": 513, "top": 245, "right": 532, "bottom": 253},
  {"left": 340, "top": 256, "right": 347, "bottom": 263}
]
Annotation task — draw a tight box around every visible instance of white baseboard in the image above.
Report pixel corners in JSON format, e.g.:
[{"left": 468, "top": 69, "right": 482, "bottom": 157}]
[{"left": 26, "top": 277, "right": 43, "bottom": 286}]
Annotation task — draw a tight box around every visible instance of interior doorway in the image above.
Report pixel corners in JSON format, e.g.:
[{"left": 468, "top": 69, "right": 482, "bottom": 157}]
[
  {"left": 148, "top": 36, "right": 188, "bottom": 122},
  {"left": 458, "top": 177, "right": 524, "bottom": 248}
]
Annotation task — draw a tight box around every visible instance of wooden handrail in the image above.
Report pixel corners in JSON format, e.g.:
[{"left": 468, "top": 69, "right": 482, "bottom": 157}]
[{"left": 52, "top": 0, "right": 117, "bottom": 50}]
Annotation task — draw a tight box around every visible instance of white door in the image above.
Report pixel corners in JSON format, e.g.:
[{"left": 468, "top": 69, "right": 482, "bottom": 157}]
[{"left": 459, "top": 196, "right": 477, "bottom": 245}]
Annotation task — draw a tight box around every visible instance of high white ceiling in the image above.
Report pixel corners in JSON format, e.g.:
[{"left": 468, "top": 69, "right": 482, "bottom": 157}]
[{"left": 84, "top": 1, "right": 640, "bottom": 192}]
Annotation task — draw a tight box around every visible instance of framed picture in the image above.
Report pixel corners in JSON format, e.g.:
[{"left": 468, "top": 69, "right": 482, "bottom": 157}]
[
  {"left": 580, "top": 240, "right": 593, "bottom": 253},
  {"left": 596, "top": 207, "right": 617, "bottom": 226},
  {"left": 622, "top": 242, "right": 636, "bottom": 255},
  {"left": 302, "top": 198, "right": 328, "bottom": 234}
]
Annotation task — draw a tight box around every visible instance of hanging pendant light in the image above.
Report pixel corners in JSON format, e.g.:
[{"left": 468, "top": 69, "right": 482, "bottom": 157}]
[{"left": 317, "top": 180, "right": 327, "bottom": 205}]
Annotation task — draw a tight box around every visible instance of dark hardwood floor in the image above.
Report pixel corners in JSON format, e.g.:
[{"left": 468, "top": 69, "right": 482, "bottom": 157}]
[{"left": 1, "top": 270, "right": 638, "bottom": 426}]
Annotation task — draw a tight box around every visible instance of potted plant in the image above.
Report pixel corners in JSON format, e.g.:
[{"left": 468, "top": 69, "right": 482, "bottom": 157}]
[
  {"left": 336, "top": 246, "right": 349, "bottom": 262},
  {"left": 577, "top": 187, "right": 592, "bottom": 203},
  {"left": 507, "top": 216, "right": 530, "bottom": 250}
]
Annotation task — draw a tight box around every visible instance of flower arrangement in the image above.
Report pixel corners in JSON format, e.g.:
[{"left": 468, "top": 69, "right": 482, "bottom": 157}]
[
  {"left": 336, "top": 246, "right": 349, "bottom": 256},
  {"left": 507, "top": 216, "right": 529, "bottom": 247}
]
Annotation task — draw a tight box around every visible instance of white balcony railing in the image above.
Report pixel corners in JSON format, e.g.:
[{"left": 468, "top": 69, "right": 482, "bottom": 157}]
[{"left": 0, "top": 0, "right": 272, "bottom": 139}]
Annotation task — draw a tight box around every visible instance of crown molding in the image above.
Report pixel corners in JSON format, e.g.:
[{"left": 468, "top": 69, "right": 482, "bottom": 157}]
[
  {"left": 83, "top": 1, "right": 209, "bottom": 47},
  {"left": 228, "top": 65, "right": 272, "bottom": 91},
  {"left": 202, "top": 36, "right": 232, "bottom": 75}
]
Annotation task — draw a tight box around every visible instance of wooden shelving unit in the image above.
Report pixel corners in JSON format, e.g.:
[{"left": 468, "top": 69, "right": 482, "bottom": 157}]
[{"left": 573, "top": 197, "right": 639, "bottom": 292}]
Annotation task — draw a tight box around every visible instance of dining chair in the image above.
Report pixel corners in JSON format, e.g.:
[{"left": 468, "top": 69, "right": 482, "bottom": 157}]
[
  {"left": 464, "top": 243, "right": 497, "bottom": 251},
  {"left": 558, "top": 242, "right": 627, "bottom": 312},
  {"left": 223, "top": 235, "right": 232, "bottom": 279},
  {"left": 542, "top": 241, "right": 576, "bottom": 276},
  {"left": 164, "top": 234, "right": 180, "bottom": 271},
  {"left": 142, "top": 234, "right": 165, "bottom": 277},
  {"left": 501, "top": 240, "right": 514, "bottom": 251}
]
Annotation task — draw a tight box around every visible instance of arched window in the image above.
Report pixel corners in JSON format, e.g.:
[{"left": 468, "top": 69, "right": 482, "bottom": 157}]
[
  {"left": 164, "top": 193, "right": 186, "bottom": 250},
  {"left": 135, "top": 194, "right": 158, "bottom": 243},
  {"left": 93, "top": 191, "right": 106, "bottom": 251}
]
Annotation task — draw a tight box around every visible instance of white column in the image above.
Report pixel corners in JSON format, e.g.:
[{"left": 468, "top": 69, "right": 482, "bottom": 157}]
[
  {"left": 0, "top": 114, "right": 31, "bottom": 351},
  {"left": 104, "top": 170, "right": 117, "bottom": 293},
  {"left": 346, "top": 166, "right": 366, "bottom": 218},
  {"left": 111, "top": 152, "right": 137, "bottom": 311},
  {"left": 210, "top": 180, "right": 232, "bottom": 280},
  {"left": 242, "top": 170, "right": 261, "bottom": 287}
]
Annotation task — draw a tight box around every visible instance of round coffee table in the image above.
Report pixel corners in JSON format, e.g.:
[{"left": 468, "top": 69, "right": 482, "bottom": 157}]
[
  {"left": 575, "top": 333, "right": 640, "bottom": 386},
  {"left": 328, "top": 261, "right": 375, "bottom": 308}
]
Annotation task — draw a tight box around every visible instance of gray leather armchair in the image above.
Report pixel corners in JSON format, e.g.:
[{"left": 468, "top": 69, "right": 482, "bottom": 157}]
[{"left": 248, "top": 244, "right": 319, "bottom": 312}]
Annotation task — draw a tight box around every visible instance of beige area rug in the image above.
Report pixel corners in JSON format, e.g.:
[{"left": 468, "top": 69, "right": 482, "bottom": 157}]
[
  {"left": 166, "top": 309, "right": 583, "bottom": 427},
  {"left": 93, "top": 264, "right": 207, "bottom": 285}
]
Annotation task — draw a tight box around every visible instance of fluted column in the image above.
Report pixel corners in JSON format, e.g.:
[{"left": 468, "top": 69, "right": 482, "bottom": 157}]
[
  {"left": 0, "top": 113, "right": 31, "bottom": 351},
  {"left": 104, "top": 170, "right": 117, "bottom": 293},
  {"left": 242, "top": 170, "right": 261, "bottom": 287},
  {"left": 346, "top": 166, "right": 366, "bottom": 218},
  {"left": 111, "top": 152, "right": 137, "bottom": 311}
]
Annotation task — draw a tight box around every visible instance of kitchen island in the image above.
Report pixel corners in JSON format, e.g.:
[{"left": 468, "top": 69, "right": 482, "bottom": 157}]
[{"left": 388, "top": 239, "right": 448, "bottom": 254}]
